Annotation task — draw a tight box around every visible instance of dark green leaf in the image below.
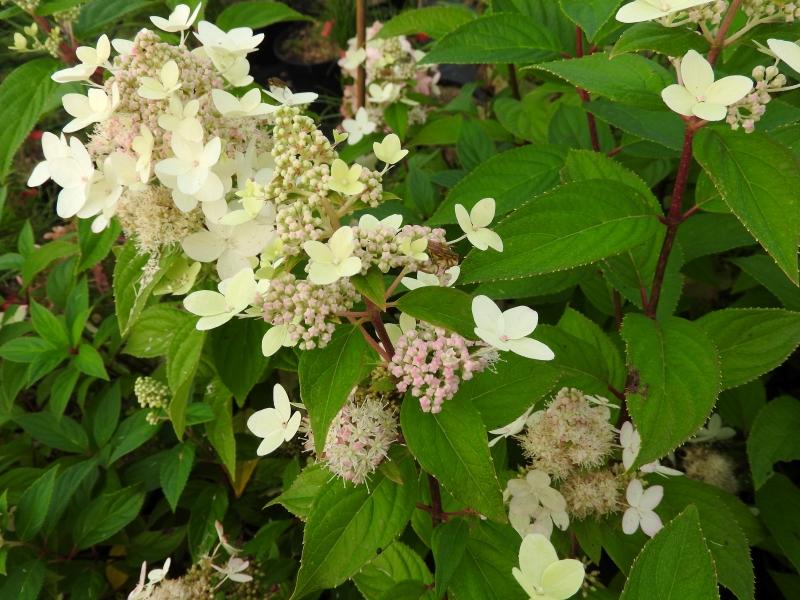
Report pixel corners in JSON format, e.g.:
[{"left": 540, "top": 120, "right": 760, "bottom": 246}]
[
  {"left": 354, "top": 542, "right": 433, "bottom": 600},
  {"left": 215, "top": 1, "right": 309, "bottom": 30},
  {"left": 299, "top": 326, "right": 377, "bottom": 454},
  {"left": 379, "top": 6, "right": 475, "bottom": 39},
  {"left": 612, "top": 22, "right": 708, "bottom": 57},
  {"left": 395, "top": 287, "right": 475, "bottom": 339},
  {"left": 419, "top": 14, "right": 559, "bottom": 65},
  {"left": 291, "top": 454, "right": 417, "bottom": 599},
  {"left": 160, "top": 442, "right": 196, "bottom": 512},
  {"left": 620, "top": 506, "right": 718, "bottom": 600},
  {"left": 15, "top": 411, "right": 89, "bottom": 453},
  {"left": 429, "top": 144, "right": 565, "bottom": 225},
  {"left": 432, "top": 518, "right": 469, "bottom": 597},
  {"left": 74, "top": 343, "right": 109, "bottom": 380},
  {"left": 73, "top": 487, "right": 144, "bottom": 549},
  {"left": 16, "top": 466, "right": 59, "bottom": 540},
  {"left": 694, "top": 128, "right": 800, "bottom": 284},
  {"left": 696, "top": 308, "right": 800, "bottom": 389},
  {"left": 747, "top": 396, "right": 800, "bottom": 489},
  {"left": 622, "top": 314, "right": 720, "bottom": 464},
  {"left": 401, "top": 394, "right": 505, "bottom": 522},
  {"left": 460, "top": 180, "right": 661, "bottom": 283}
]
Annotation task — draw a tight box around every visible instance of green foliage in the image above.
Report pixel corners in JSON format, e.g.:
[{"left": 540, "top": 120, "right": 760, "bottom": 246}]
[
  {"left": 401, "top": 394, "right": 506, "bottom": 522},
  {"left": 621, "top": 506, "right": 719, "bottom": 600},
  {"left": 622, "top": 314, "right": 720, "bottom": 464},
  {"left": 460, "top": 180, "right": 662, "bottom": 282},
  {"left": 379, "top": 6, "right": 475, "bottom": 39},
  {"left": 2, "top": 0, "right": 799, "bottom": 597}
]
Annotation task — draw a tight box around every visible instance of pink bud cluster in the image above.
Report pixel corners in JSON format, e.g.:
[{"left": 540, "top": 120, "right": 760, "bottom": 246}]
[
  {"left": 388, "top": 324, "right": 488, "bottom": 413},
  {"left": 727, "top": 64, "right": 785, "bottom": 133},
  {"left": 304, "top": 391, "right": 398, "bottom": 484},
  {"left": 260, "top": 273, "right": 359, "bottom": 350},
  {"left": 352, "top": 223, "right": 447, "bottom": 274}
]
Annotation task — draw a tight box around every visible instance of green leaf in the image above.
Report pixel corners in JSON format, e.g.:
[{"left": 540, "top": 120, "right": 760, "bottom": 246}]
[
  {"left": 299, "top": 325, "right": 377, "bottom": 454},
  {"left": 559, "top": 0, "right": 622, "bottom": 41},
  {"left": 21, "top": 240, "right": 77, "bottom": 286},
  {"left": 447, "top": 521, "right": 527, "bottom": 600},
  {"left": 379, "top": 6, "right": 475, "bottom": 39},
  {"left": 77, "top": 218, "right": 121, "bottom": 272},
  {"left": 354, "top": 542, "right": 433, "bottom": 600},
  {"left": 15, "top": 465, "right": 59, "bottom": 540},
  {"left": 620, "top": 506, "right": 719, "bottom": 600},
  {"left": 756, "top": 474, "right": 800, "bottom": 573},
  {"left": 210, "top": 317, "right": 267, "bottom": 404},
  {"left": 431, "top": 518, "right": 469, "bottom": 597},
  {"left": 621, "top": 314, "right": 720, "bottom": 464},
  {"left": 15, "top": 412, "right": 89, "bottom": 453},
  {"left": 167, "top": 318, "right": 204, "bottom": 437},
  {"left": 0, "top": 58, "right": 58, "bottom": 181},
  {"left": 0, "top": 559, "right": 45, "bottom": 600},
  {"left": 401, "top": 394, "right": 505, "bottom": 522},
  {"left": 75, "top": 0, "right": 157, "bottom": 35},
  {"left": 612, "top": 22, "right": 708, "bottom": 57},
  {"left": 74, "top": 344, "right": 109, "bottom": 380},
  {"left": 108, "top": 410, "right": 161, "bottom": 464},
  {"left": 532, "top": 52, "right": 673, "bottom": 108},
  {"left": 535, "top": 324, "right": 623, "bottom": 396},
  {"left": 203, "top": 379, "right": 236, "bottom": 476},
  {"left": 160, "top": 442, "right": 196, "bottom": 512},
  {"left": 29, "top": 301, "right": 69, "bottom": 349},
  {"left": 696, "top": 309, "right": 800, "bottom": 389},
  {"left": 49, "top": 366, "right": 80, "bottom": 418},
  {"left": 455, "top": 353, "right": 560, "bottom": 430},
  {"left": 215, "top": 1, "right": 309, "bottom": 30},
  {"left": 125, "top": 304, "right": 194, "bottom": 358},
  {"left": 457, "top": 120, "right": 494, "bottom": 171},
  {"left": 419, "top": 14, "right": 559, "bottom": 65},
  {"left": 429, "top": 145, "right": 565, "bottom": 224},
  {"left": 113, "top": 242, "right": 175, "bottom": 336},
  {"left": 351, "top": 268, "right": 388, "bottom": 311},
  {"left": 659, "top": 477, "right": 754, "bottom": 600},
  {"left": 187, "top": 484, "right": 229, "bottom": 561},
  {"left": 395, "top": 287, "right": 476, "bottom": 339},
  {"left": 291, "top": 455, "right": 417, "bottom": 599},
  {"left": 589, "top": 99, "right": 684, "bottom": 150},
  {"left": 677, "top": 213, "right": 754, "bottom": 262},
  {"left": 73, "top": 487, "right": 145, "bottom": 549},
  {"left": 548, "top": 104, "right": 615, "bottom": 151},
  {"left": 747, "top": 396, "right": 800, "bottom": 489},
  {"left": 730, "top": 254, "right": 800, "bottom": 310},
  {"left": 459, "top": 180, "right": 661, "bottom": 283},
  {"left": 563, "top": 149, "right": 658, "bottom": 203},
  {"left": 0, "top": 337, "right": 53, "bottom": 363},
  {"left": 693, "top": 128, "right": 800, "bottom": 284},
  {"left": 92, "top": 382, "right": 121, "bottom": 447},
  {"left": 42, "top": 458, "right": 98, "bottom": 536},
  {"left": 270, "top": 463, "right": 329, "bottom": 519}
]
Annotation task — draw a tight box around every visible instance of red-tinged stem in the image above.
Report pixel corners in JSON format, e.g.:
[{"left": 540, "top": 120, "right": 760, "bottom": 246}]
[
  {"left": 707, "top": 0, "right": 743, "bottom": 65},
  {"left": 645, "top": 123, "right": 699, "bottom": 317},
  {"left": 428, "top": 475, "right": 445, "bottom": 525},
  {"left": 366, "top": 299, "right": 394, "bottom": 358},
  {"left": 354, "top": 321, "right": 391, "bottom": 362},
  {"left": 574, "top": 27, "right": 601, "bottom": 153}
]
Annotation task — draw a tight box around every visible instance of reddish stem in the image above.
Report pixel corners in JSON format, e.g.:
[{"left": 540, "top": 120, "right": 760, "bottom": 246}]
[
  {"left": 707, "top": 0, "right": 742, "bottom": 65},
  {"left": 366, "top": 299, "right": 394, "bottom": 358},
  {"left": 574, "top": 27, "right": 601, "bottom": 153},
  {"left": 428, "top": 475, "right": 445, "bottom": 525},
  {"left": 645, "top": 123, "right": 698, "bottom": 317}
]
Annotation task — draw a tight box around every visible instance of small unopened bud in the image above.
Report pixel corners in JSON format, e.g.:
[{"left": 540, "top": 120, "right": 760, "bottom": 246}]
[
  {"left": 772, "top": 74, "right": 787, "bottom": 88},
  {"left": 765, "top": 65, "right": 780, "bottom": 80},
  {"left": 752, "top": 65, "right": 766, "bottom": 80}
]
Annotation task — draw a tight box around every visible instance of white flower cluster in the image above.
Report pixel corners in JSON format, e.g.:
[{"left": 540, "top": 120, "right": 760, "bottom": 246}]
[
  {"left": 338, "top": 21, "right": 442, "bottom": 143},
  {"left": 501, "top": 389, "right": 683, "bottom": 542}
]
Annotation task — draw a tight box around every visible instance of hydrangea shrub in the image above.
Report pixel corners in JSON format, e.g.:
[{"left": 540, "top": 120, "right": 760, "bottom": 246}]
[{"left": 0, "top": 0, "right": 798, "bottom": 598}]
